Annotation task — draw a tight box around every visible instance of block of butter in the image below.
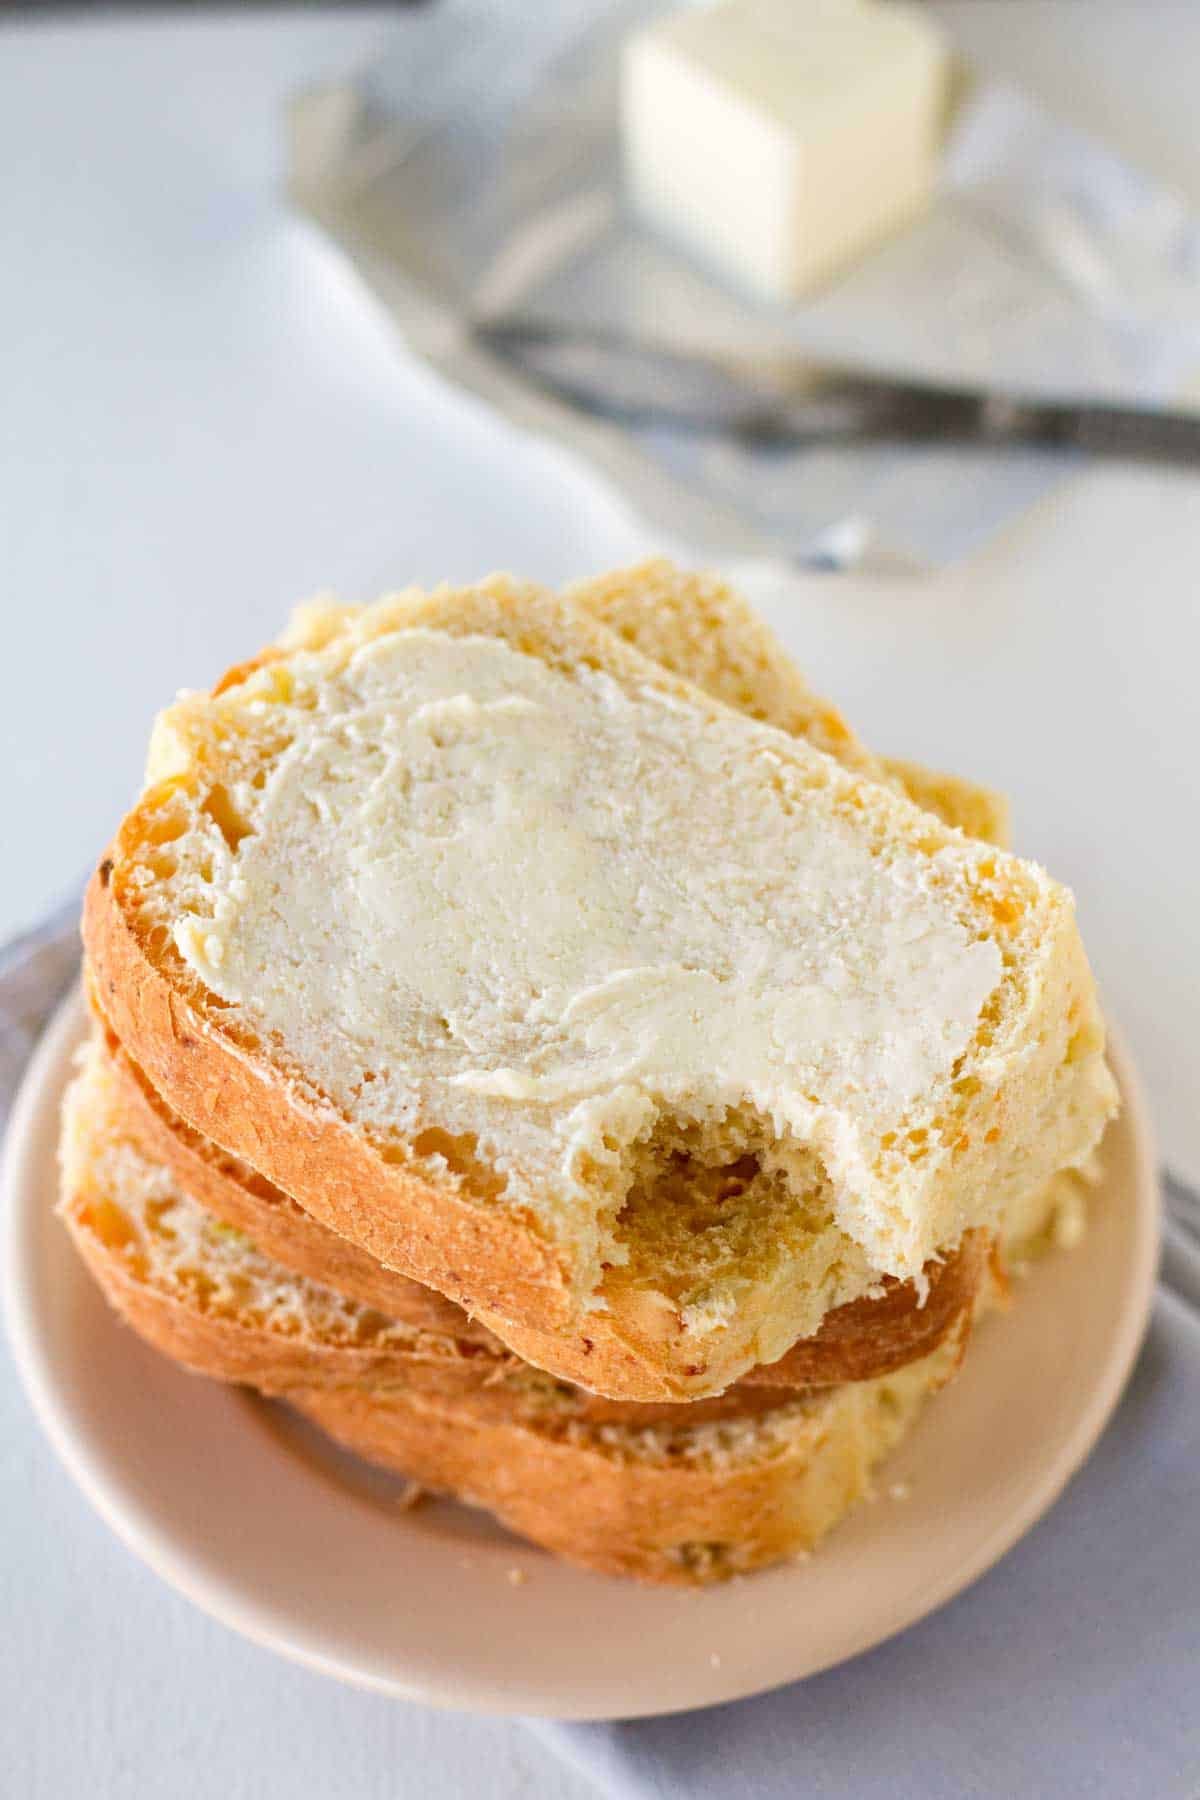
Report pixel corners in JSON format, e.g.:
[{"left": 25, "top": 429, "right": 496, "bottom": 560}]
[{"left": 622, "top": 0, "right": 948, "bottom": 301}]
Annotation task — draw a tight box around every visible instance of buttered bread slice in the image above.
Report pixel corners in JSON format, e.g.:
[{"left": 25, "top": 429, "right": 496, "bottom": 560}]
[{"left": 85, "top": 579, "right": 1116, "bottom": 1400}]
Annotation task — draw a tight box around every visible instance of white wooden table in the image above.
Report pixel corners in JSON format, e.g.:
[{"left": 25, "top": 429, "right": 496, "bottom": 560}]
[{"left": 2, "top": 7, "right": 1197, "bottom": 1795}]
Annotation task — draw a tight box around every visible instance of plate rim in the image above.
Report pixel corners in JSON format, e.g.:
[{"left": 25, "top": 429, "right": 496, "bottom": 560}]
[{"left": 3, "top": 984, "right": 1160, "bottom": 1719}]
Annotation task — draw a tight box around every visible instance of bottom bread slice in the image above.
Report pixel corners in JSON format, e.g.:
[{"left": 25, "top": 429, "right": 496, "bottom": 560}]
[{"left": 288, "top": 1341, "right": 958, "bottom": 1585}]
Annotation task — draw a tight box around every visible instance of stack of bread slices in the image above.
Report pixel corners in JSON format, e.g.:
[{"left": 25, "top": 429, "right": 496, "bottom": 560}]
[{"left": 63, "top": 561, "right": 1117, "bottom": 1584}]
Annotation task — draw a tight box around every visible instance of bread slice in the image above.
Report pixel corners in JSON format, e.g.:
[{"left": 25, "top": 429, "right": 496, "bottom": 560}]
[
  {"left": 84, "top": 577, "right": 1115, "bottom": 1400},
  {"left": 289, "top": 1346, "right": 955, "bottom": 1584},
  {"left": 90, "top": 1008, "right": 988, "bottom": 1392},
  {"left": 59, "top": 1041, "right": 961, "bottom": 1582},
  {"left": 566, "top": 560, "right": 1012, "bottom": 847}
]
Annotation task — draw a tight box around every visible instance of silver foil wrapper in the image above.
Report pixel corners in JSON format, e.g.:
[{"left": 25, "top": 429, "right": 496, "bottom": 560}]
[{"left": 288, "top": 1, "right": 1200, "bottom": 568}]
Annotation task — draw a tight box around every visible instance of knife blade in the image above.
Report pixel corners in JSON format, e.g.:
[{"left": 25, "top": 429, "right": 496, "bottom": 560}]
[{"left": 473, "top": 317, "right": 1200, "bottom": 464}]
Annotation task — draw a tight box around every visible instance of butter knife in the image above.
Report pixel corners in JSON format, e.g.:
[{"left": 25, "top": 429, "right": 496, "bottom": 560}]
[{"left": 474, "top": 317, "right": 1200, "bottom": 464}]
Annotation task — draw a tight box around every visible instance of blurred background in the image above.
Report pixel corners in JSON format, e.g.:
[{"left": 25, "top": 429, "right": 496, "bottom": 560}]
[{"left": 3, "top": 5, "right": 1198, "bottom": 1795}]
